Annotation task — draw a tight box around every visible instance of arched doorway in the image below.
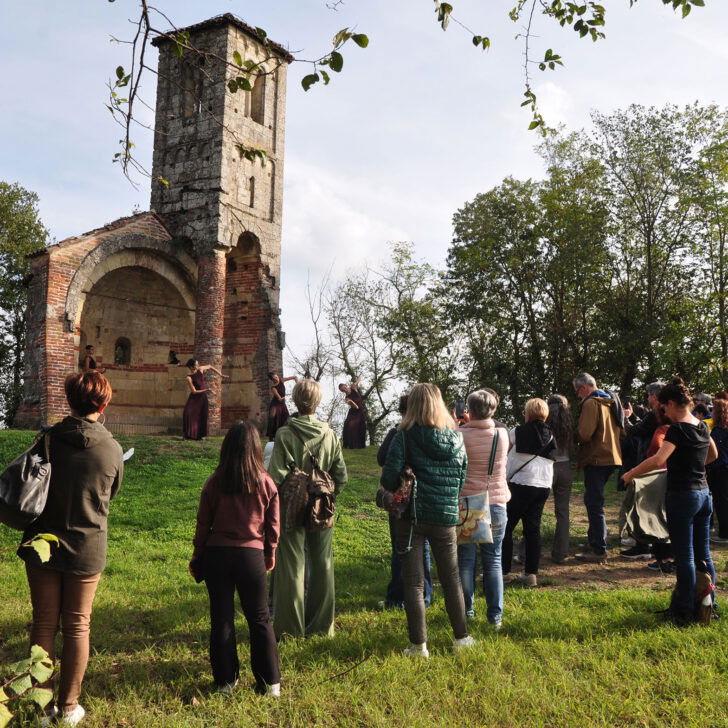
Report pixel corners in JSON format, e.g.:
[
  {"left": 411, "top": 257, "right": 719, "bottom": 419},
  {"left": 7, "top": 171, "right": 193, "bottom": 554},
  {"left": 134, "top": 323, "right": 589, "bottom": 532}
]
[{"left": 78, "top": 266, "right": 195, "bottom": 432}]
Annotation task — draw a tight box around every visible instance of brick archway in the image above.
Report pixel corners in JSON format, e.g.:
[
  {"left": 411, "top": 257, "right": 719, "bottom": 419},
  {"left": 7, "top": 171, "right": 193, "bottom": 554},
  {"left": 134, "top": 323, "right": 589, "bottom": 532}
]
[{"left": 65, "top": 234, "right": 197, "bottom": 333}]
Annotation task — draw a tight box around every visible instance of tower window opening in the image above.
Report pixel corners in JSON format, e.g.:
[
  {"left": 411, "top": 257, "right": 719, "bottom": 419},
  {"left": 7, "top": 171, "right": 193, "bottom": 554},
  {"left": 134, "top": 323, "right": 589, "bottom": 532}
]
[{"left": 251, "top": 74, "right": 266, "bottom": 125}]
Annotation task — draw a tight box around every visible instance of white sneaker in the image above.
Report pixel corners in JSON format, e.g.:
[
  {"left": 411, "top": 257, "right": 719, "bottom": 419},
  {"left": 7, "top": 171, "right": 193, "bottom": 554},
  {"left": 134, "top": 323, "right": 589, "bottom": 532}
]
[
  {"left": 520, "top": 573, "right": 538, "bottom": 588},
  {"left": 710, "top": 535, "right": 728, "bottom": 544},
  {"left": 492, "top": 619, "right": 503, "bottom": 632},
  {"left": 267, "top": 683, "right": 281, "bottom": 697},
  {"left": 402, "top": 643, "right": 429, "bottom": 658},
  {"left": 452, "top": 635, "right": 477, "bottom": 650},
  {"left": 59, "top": 705, "right": 85, "bottom": 726},
  {"left": 621, "top": 536, "right": 636, "bottom": 547}
]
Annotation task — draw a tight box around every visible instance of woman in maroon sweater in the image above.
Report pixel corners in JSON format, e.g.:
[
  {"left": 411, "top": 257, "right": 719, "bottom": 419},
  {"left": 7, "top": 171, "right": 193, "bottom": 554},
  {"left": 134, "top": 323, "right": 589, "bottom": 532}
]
[{"left": 190, "top": 421, "right": 280, "bottom": 695}]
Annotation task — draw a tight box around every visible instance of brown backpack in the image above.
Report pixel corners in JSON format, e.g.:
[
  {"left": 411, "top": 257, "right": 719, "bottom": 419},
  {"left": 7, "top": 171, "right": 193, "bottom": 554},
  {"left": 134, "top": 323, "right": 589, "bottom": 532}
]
[{"left": 279, "top": 429, "right": 336, "bottom": 532}]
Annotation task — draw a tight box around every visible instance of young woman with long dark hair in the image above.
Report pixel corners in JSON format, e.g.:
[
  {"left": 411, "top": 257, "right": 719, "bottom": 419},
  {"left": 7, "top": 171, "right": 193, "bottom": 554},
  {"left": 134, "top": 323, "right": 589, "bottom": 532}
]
[
  {"left": 546, "top": 395, "right": 573, "bottom": 563},
  {"left": 622, "top": 377, "right": 718, "bottom": 624},
  {"left": 190, "top": 421, "right": 281, "bottom": 695}
]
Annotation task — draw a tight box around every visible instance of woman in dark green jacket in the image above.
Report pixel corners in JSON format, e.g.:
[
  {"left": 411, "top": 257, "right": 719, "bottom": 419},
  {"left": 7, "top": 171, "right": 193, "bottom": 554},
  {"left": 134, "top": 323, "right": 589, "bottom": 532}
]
[
  {"left": 20, "top": 372, "right": 123, "bottom": 726},
  {"left": 380, "top": 383, "right": 473, "bottom": 657}
]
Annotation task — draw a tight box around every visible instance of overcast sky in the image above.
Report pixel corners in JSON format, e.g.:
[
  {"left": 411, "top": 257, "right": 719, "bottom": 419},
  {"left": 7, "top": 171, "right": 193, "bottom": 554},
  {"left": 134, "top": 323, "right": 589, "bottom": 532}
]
[{"left": 2, "top": 0, "right": 728, "bottom": 366}]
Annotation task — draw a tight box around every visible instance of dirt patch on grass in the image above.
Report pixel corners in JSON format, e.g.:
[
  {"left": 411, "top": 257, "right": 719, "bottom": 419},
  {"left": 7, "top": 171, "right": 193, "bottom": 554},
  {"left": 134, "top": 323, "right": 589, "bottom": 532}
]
[{"left": 510, "top": 487, "right": 728, "bottom": 591}]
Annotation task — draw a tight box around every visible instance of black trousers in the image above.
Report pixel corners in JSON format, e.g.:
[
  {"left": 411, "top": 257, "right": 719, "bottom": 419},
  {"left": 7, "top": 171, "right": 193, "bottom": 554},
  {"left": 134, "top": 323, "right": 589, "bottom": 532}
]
[
  {"left": 708, "top": 467, "right": 728, "bottom": 538},
  {"left": 204, "top": 546, "right": 280, "bottom": 689},
  {"left": 503, "top": 483, "right": 550, "bottom": 575}
]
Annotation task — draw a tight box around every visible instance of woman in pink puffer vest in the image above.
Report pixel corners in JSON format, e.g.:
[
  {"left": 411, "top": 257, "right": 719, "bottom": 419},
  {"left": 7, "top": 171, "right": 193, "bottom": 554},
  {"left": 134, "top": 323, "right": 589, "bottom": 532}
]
[{"left": 457, "top": 389, "right": 509, "bottom": 628}]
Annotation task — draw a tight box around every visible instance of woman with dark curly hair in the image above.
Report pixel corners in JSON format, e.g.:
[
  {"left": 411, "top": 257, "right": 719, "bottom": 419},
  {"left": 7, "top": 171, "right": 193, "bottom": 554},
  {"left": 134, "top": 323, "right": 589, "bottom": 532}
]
[{"left": 623, "top": 377, "right": 718, "bottom": 624}]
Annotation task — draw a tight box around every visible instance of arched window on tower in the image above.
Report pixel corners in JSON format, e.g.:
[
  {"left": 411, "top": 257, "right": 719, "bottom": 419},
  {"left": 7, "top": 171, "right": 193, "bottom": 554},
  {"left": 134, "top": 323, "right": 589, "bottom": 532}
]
[
  {"left": 251, "top": 74, "right": 266, "bottom": 125},
  {"left": 114, "top": 337, "right": 131, "bottom": 366},
  {"left": 181, "top": 58, "right": 205, "bottom": 118}
]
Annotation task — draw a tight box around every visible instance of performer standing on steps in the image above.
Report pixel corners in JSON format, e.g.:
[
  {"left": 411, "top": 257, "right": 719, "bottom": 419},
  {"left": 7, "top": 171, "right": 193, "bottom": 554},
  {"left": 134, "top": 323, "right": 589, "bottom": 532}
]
[
  {"left": 266, "top": 372, "right": 298, "bottom": 440},
  {"left": 183, "top": 358, "right": 228, "bottom": 441}
]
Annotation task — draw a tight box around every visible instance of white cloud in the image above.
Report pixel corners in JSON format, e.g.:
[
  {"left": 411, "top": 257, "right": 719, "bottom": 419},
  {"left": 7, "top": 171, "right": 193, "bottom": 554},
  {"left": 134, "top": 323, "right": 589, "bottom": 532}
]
[{"left": 534, "top": 81, "right": 574, "bottom": 128}]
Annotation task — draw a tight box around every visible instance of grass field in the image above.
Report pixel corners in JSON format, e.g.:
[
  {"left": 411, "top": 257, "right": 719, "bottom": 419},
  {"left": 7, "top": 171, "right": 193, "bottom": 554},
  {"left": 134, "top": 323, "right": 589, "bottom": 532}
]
[{"left": 2, "top": 430, "right": 728, "bottom": 727}]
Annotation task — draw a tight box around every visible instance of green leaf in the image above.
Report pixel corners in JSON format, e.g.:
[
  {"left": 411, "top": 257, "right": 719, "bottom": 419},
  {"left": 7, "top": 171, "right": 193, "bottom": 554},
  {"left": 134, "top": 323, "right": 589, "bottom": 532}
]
[
  {"left": 351, "top": 34, "right": 369, "bottom": 48},
  {"left": 255, "top": 27, "right": 268, "bottom": 41},
  {"left": 333, "top": 28, "right": 351, "bottom": 47},
  {"left": 115, "top": 66, "right": 125, "bottom": 80},
  {"left": 329, "top": 51, "right": 344, "bottom": 72},
  {"left": 321, "top": 70, "right": 331, "bottom": 85},
  {"left": 29, "top": 660, "right": 54, "bottom": 684},
  {"left": 29, "top": 645, "right": 50, "bottom": 662},
  {"left": 30, "top": 538, "right": 51, "bottom": 563},
  {"left": 529, "top": 119, "right": 542, "bottom": 130},
  {"left": 682, "top": 3, "right": 691, "bottom": 16},
  {"left": 227, "top": 79, "right": 239, "bottom": 93},
  {"left": 0, "top": 687, "right": 7, "bottom": 702},
  {"left": 0, "top": 703, "right": 12, "bottom": 728},
  {"left": 25, "top": 687, "right": 53, "bottom": 709},
  {"left": 7, "top": 658, "right": 31, "bottom": 675},
  {"left": 301, "top": 73, "right": 320, "bottom": 91},
  {"left": 232, "top": 50, "right": 243, "bottom": 66},
  {"left": 7, "top": 675, "right": 33, "bottom": 696}
]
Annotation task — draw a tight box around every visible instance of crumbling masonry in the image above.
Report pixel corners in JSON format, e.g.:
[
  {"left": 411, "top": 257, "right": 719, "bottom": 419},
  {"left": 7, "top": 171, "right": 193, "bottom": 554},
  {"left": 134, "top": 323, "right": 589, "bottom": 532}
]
[{"left": 15, "top": 15, "right": 292, "bottom": 433}]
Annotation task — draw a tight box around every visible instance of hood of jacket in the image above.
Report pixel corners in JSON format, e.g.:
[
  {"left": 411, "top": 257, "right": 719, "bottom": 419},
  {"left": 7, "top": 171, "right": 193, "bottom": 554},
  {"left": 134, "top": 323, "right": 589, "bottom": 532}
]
[
  {"left": 404, "top": 425, "right": 465, "bottom": 461},
  {"left": 285, "top": 414, "right": 331, "bottom": 443},
  {"left": 51, "top": 415, "right": 115, "bottom": 449}
]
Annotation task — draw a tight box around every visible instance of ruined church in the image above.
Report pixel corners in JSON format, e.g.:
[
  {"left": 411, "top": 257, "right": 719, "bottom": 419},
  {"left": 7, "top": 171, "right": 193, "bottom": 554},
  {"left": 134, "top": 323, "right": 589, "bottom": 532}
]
[{"left": 15, "top": 15, "right": 292, "bottom": 434}]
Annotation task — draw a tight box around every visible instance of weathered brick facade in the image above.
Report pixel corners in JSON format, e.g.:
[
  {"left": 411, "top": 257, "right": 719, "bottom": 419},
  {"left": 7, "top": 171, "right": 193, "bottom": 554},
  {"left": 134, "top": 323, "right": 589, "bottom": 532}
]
[{"left": 16, "top": 15, "right": 290, "bottom": 433}]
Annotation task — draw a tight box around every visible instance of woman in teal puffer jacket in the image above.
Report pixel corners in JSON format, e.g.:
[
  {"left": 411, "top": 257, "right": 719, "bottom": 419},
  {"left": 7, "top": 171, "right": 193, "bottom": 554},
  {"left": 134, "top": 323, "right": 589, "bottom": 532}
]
[{"left": 380, "top": 383, "right": 474, "bottom": 657}]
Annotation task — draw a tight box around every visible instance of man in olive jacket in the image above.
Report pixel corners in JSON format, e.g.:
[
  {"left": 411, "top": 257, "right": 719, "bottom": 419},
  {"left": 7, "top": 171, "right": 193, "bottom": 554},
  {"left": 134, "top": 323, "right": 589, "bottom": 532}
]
[
  {"left": 573, "top": 372, "right": 624, "bottom": 561},
  {"left": 267, "top": 379, "right": 348, "bottom": 639}
]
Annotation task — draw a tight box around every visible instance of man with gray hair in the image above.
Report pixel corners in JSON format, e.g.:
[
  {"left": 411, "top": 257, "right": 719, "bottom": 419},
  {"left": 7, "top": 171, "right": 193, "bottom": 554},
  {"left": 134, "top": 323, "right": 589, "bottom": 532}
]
[{"left": 573, "top": 372, "right": 624, "bottom": 562}]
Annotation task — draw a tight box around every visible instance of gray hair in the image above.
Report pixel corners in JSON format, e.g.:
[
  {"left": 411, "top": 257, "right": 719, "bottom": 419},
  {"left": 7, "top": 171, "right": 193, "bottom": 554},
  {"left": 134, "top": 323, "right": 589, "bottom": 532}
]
[
  {"left": 695, "top": 392, "right": 713, "bottom": 406},
  {"left": 467, "top": 389, "right": 497, "bottom": 420},
  {"left": 645, "top": 381, "right": 666, "bottom": 398},
  {"left": 573, "top": 372, "right": 596, "bottom": 389}
]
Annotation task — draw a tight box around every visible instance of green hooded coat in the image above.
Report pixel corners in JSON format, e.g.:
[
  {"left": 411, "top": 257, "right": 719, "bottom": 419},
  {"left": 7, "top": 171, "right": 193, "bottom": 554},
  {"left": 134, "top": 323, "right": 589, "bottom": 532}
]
[{"left": 380, "top": 425, "right": 467, "bottom": 527}]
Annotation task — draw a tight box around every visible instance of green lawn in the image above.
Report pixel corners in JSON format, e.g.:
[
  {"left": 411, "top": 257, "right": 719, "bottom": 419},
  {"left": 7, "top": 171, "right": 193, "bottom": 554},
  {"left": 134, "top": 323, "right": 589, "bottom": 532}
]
[{"left": 2, "top": 431, "right": 728, "bottom": 727}]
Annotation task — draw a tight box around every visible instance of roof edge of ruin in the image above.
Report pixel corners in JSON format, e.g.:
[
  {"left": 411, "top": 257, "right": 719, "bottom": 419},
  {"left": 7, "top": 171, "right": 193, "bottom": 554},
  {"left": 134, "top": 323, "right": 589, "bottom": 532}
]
[{"left": 151, "top": 13, "right": 295, "bottom": 63}]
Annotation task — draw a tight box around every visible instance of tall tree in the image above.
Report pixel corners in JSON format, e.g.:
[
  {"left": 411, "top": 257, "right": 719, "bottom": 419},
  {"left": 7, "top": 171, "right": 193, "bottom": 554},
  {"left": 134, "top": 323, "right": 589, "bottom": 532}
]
[
  {"left": 0, "top": 182, "right": 48, "bottom": 427},
  {"left": 590, "top": 104, "right": 706, "bottom": 393}
]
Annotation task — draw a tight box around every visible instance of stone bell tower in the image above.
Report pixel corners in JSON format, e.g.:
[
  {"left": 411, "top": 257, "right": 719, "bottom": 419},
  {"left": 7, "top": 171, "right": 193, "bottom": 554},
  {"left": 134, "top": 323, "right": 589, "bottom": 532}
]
[{"left": 151, "top": 15, "right": 293, "bottom": 429}]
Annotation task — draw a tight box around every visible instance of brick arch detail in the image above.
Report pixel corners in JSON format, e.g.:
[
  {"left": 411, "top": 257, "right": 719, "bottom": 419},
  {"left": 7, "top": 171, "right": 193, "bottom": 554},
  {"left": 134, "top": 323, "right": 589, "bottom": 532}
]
[{"left": 64, "top": 234, "right": 198, "bottom": 332}]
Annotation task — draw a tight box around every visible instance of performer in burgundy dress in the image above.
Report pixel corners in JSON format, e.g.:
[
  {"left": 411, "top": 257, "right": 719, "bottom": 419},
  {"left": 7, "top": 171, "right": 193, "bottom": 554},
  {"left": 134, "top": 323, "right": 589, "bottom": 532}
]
[
  {"left": 266, "top": 372, "right": 298, "bottom": 440},
  {"left": 340, "top": 376, "right": 367, "bottom": 449},
  {"left": 183, "top": 359, "right": 227, "bottom": 440}
]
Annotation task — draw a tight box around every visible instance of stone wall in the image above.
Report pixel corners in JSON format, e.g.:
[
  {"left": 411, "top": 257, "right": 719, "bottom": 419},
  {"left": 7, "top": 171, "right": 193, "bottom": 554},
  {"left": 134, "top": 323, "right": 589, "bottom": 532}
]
[
  {"left": 79, "top": 266, "right": 195, "bottom": 427},
  {"left": 150, "top": 16, "right": 289, "bottom": 430}
]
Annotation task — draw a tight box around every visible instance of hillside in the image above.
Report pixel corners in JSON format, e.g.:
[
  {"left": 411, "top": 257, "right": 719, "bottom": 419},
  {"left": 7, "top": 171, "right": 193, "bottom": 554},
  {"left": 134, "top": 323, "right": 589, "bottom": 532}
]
[{"left": 2, "top": 432, "right": 728, "bottom": 727}]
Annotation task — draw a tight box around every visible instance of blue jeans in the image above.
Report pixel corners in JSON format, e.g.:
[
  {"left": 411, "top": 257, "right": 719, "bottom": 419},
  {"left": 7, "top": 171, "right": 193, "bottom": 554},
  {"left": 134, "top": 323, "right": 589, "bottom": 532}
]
[
  {"left": 665, "top": 488, "right": 715, "bottom": 615},
  {"left": 457, "top": 504, "right": 507, "bottom": 623},
  {"left": 583, "top": 465, "right": 615, "bottom": 553},
  {"left": 385, "top": 514, "right": 432, "bottom": 607}
]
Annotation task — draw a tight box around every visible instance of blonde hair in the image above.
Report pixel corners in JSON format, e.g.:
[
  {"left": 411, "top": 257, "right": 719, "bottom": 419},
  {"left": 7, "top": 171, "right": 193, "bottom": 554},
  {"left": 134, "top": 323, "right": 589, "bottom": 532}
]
[
  {"left": 292, "top": 379, "right": 322, "bottom": 414},
  {"left": 400, "top": 383, "right": 454, "bottom": 431},
  {"left": 524, "top": 398, "right": 549, "bottom": 422}
]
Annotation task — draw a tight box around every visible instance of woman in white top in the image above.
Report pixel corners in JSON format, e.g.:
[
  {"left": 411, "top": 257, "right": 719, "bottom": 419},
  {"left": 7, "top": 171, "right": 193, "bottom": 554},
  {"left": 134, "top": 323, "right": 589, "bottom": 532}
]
[{"left": 503, "top": 398, "right": 556, "bottom": 587}]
